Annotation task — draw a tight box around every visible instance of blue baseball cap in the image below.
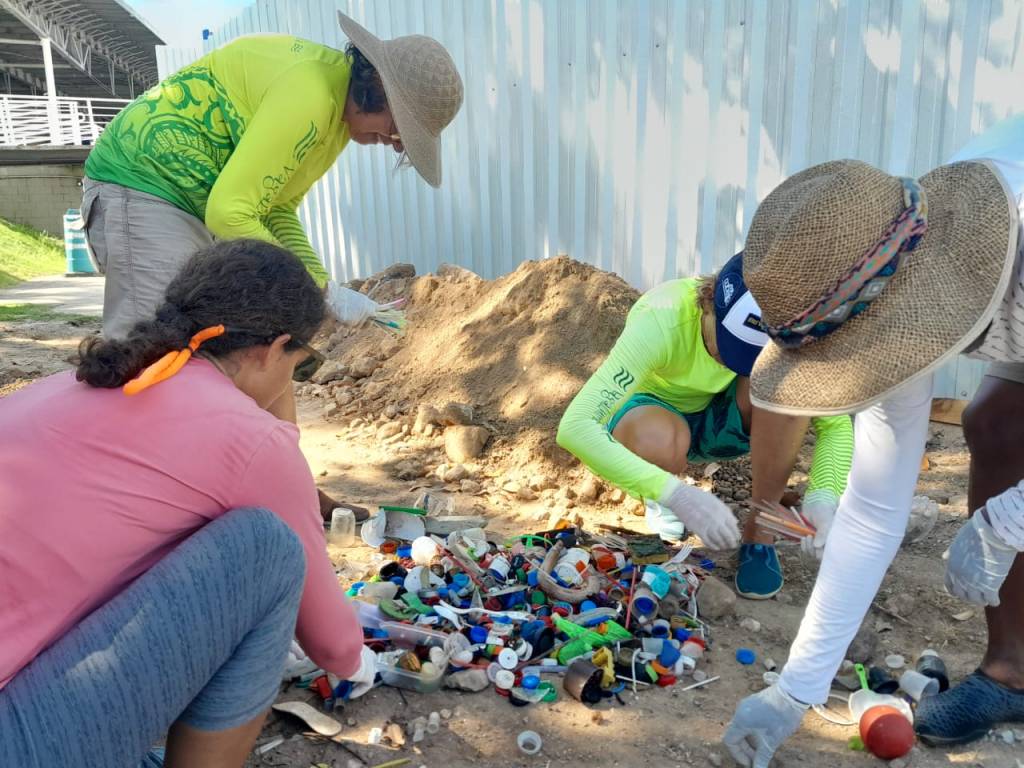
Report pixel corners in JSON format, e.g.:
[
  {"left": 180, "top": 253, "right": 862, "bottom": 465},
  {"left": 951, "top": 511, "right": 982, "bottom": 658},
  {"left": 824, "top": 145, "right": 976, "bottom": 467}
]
[{"left": 713, "top": 252, "right": 769, "bottom": 376}]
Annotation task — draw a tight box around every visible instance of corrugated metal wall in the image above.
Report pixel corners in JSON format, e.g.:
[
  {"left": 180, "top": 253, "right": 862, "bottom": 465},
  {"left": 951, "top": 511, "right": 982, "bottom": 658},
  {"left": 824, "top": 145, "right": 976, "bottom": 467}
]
[{"left": 156, "top": 0, "right": 1024, "bottom": 399}]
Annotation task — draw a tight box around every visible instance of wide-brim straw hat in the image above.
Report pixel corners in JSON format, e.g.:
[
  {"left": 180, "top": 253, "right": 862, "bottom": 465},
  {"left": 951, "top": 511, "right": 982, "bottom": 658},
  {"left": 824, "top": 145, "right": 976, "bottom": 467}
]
[
  {"left": 744, "top": 158, "right": 1019, "bottom": 415},
  {"left": 338, "top": 12, "right": 463, "bottom": 187}
]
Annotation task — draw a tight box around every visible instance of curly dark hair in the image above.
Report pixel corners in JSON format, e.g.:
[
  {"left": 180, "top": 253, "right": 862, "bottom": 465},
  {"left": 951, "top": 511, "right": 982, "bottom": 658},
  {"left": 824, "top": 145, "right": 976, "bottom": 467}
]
[
  {"left": 346, "top": 42, "right": 388, "bottom": 113},
  {"left": 75, "top": 239, "right": 325, "bottom": 389}
]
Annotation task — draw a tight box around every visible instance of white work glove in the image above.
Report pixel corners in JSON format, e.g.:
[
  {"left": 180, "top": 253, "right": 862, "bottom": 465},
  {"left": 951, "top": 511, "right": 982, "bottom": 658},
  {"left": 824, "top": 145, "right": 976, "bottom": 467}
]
[
  {"left": 346, "top": 645, "right": 379, "bottom": 699},
  {"left": 661, "top": 481, "right": 740, "bottom": 550},
  {"left": 944, "top": 509, "right": 1019, "bottom": 607},
  {"left": 325, "top": 281, "right": 379, "bottom": 327},
  {"left": 798, "top": 491, "right": 838, "bottom": 560},
  {"left": 723, "top": 684, "right": 808, "bottom": 768},
  {"left": 282, "top": 640, "right": 320, "bottom": 680}
]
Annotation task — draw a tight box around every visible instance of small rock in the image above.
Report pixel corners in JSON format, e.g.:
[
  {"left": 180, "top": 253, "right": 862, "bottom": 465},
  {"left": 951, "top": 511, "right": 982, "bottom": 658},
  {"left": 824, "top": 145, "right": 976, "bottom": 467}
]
[
  {"left": 889, "top": 760, "right": 907, "bottom": 768},
  {"left": 383, "top": 403, "right": 399, "bottom": 419},
  {"left": 460, "top": 479, "right": 482, "bottom": 494},
  {"left": 394, "top": 459, "right": 426, "bottom": 480},
  {"left": 436, "top": 263, "right": 479, "bottom": 280},
  {"left": 1014, "top": 729, "right": 1024, "bottom": 742},
  {"left": 439, "top": 401, "right": 474, "bottom": 426},
  {"left": 324, "top": 402, "right": 340, "bottom": 417},
  {"left": 846, "top": 622, "right": 879, "bottom": 664},
  {"left": 444, "top": 425, "right": 490, "bottom": 462},
  {"left": 609, "top": 488, "right": 626, "bottom": 504},
  {"left": 708, "top": 753, "right": 723, "bottom": 767},
  {"left": 1001, "top": 729, "right": 1015, "bottom": 744},
  {"left": 415, "top": 404, "right": 442, "bottom": 432},
  {"left": 424, "top": 423, "right": 436, "bottom": 438},
  {"left": 692, "top": 669, "right": 708, "bottom": 682},
  {"left": 443, "top": 668, "right": 490, "bottom": 692},
  {"left": 739, "top": 618, "right": 761, "bottom": 633},
  {"left": 312, "top": 360, "right": 348, "bottom": 384},
  {"left": 384, "top": 721, "right": 406, "bottom": 747},
  {"left": 530, "top": 474, "right": 556, "bottom": 492},
  {"left": 697, "top": 574, "right": 736, "bottom": 619},
  {"left": 348, "top": 355, "right": 381, "bottom": 379},
  {"left": 346, "top": 717, "right": 357, "bottom": 727},
  {"left": 715, "top": 484, "right": 733, "bottom": 496},
  {"left": 502, "top": 481, "right": 522, "bottom": 495},
  {"left": 517, "top": 486, "right": 539, "bottom": 501},
  {"left": 577, "top": 474, "right": 603, "bottom": 503},
  {"left": 732, "top": 489, "right": 751, "bottom": 501},
  {"left": 335, "top": 390, "right": 354, "bottom": 406},
  {"left": 774, "top": 593, "right": 793, "bottom": 605},
  {"left": 443, "top": 464, "right": 470, "bottom": 483},
  {"left": 377, "top": 422, "right": 403, "bottom": 439},
  {"left": 440, "top": 709, "right": 452, "bottom": 719}
]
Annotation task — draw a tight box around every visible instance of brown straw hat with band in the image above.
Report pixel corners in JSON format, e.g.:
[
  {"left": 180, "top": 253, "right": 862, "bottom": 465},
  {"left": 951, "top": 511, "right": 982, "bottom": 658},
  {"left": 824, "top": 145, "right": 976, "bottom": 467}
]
[
  {"left": 337, "top": 12, "right": 463, "bottom": 188},
  {"left": 743, "top": 158, "right": 1019, "bottom": 416}
]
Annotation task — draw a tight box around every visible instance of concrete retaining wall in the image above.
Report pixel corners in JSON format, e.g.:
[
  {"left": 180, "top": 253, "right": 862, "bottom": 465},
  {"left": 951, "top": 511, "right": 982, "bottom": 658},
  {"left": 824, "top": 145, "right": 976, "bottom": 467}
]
[{"left": 0, "top": 163, "right": 84, "bottom": 235}]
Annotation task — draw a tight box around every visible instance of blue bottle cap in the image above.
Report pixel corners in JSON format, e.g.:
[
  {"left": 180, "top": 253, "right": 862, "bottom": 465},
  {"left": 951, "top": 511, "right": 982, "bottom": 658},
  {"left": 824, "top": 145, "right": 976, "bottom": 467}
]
[
  {"left": 580, "top": 600, "right": 597, "bottom": 613},
  {"left": 674, "top": 629, "right": 691, "bottom": 642},
  {"left": 659, "top": 642, "right": 682, "bottom": 667},
  {"left": 736, "top": 648, "right": 756, "bottom": 665},
  {"left": 700, "top": 558, "right": 716, "bottom": 571},
  {"left": 469, "top": 626, "right": 488, "bottom": 644},
  {"left": 527, "top": 570, "right": 540, "bottom": 587},
  {"left": 397, "top": 546, "right": 412, "bottom": 559},
  {"left": 452, "top": 573, "right": 470, "bottom": 589},
  {"left": 522, "top": 675, "right": 540, "bottom": 690},
  {"left": 389, "top": 576, "right": 405, "bottom": 587}
]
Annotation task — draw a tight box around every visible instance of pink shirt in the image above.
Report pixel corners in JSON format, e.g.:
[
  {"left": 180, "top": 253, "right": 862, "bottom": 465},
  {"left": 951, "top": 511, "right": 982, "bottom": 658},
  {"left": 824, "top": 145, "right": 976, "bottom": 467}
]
[{"left": 0, "top": 359, "right": 361, "bottom": 689}]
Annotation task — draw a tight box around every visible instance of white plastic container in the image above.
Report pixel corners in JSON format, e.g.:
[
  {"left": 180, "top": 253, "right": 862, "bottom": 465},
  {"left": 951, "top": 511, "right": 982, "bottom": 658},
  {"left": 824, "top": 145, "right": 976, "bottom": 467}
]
[{"left": 328, "top": 507, "right": 356, "bottom": 546}]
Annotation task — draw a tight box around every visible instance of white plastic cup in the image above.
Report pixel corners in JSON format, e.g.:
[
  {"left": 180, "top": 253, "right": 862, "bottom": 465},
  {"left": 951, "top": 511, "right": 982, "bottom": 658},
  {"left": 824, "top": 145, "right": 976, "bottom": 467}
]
[
  {"left": 489, "top": 554, "right": 511, "bottom": 581},
  {"left": 899, "top": 669, "right": 940, "bottom": 702},
  {"left": 329, "top": 507, "right": 356, "bottom": 546},
  {"left": 517, "top": 730, "right": 543, "bottom": 755}
]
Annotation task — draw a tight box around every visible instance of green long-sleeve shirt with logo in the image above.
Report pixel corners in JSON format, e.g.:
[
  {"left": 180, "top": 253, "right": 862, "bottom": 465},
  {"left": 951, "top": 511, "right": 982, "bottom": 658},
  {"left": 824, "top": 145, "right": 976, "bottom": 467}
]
[
  {"left": 85, "top": 35, "right": 352, "bottom": 284},
  {"left": 557, "top": 278, "right": 853, "bottom": 503}
]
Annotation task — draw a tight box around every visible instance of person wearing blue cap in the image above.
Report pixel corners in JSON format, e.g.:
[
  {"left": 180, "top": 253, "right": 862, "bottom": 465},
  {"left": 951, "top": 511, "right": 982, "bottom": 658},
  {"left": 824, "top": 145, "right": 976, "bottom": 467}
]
[{"left": 557, "top": 252, "right": 853, "bottom": 598}]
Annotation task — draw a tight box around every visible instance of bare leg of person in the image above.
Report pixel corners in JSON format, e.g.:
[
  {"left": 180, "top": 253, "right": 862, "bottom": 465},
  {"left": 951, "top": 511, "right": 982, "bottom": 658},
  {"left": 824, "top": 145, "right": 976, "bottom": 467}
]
[{"left": 165, "top": 713, "right": 268, "bottom": 768}]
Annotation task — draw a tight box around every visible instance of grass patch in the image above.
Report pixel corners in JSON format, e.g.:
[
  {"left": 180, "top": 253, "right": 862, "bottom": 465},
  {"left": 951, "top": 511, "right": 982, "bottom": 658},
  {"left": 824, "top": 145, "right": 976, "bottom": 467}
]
[
  {"left": 0, "top": 303, "right": 98, "bottom": 324},
  {"left": 0, "top": 218, "right": 66, "bottom": 289}
]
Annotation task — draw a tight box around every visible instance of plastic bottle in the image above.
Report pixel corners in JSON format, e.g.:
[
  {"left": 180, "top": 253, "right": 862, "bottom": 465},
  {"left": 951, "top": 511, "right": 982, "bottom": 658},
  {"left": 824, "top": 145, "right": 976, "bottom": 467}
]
[{"left": 329, "top": 508, "right": 356, "bottom": 546}]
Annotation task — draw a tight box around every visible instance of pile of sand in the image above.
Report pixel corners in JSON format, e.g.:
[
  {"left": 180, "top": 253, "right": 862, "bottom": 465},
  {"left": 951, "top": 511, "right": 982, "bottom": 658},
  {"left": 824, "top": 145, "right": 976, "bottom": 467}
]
[{"left": 304, "top": 257, "right": 639, "bottom": 484}]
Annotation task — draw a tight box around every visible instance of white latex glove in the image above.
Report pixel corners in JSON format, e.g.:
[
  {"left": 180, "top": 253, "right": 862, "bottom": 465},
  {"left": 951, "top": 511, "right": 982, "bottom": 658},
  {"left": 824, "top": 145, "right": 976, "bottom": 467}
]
[
  {"left": 798, "top": 491, "right": 838, "bottom": 560},
  {"left": 661, "top": 481, "right": 740, "bottom": 550},
  {"left": 944, "top": 510, "right": 1018, "bottom": 607},
  {"left": 325, "top": 281, "right": 379, "bottom": 327},
  {"left": 645, "top": 499, "right": 685, "bottom": 542},
  {"left": 282, "top": 640, "right": 320, "bottom": 680},
  {"left": 723, "top": 685, "right": 808, "bottom": 768},
  {"left": 347, "top": 645, "right": 379, "bottom": 699}
]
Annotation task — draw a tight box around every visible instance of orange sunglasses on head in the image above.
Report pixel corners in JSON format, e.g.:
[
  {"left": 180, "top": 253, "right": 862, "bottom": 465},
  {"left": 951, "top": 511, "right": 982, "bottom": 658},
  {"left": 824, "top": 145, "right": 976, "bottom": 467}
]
[{"left": 123, "top": 326, "right": 323, "bottom": 395}]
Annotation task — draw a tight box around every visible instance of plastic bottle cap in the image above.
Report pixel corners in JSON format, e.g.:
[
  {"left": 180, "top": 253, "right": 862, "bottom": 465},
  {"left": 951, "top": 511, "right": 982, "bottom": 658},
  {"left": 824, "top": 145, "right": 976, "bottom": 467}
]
[
  {"left": 580, "top": 600, "right": 597, "bottom": 612},
  {"left": 495, "top": 669, "right": 516, "bottom": 689},
  {"left": 522, "top": 674, "right": 540, "bottom": 690},
  {"left": 498, "top": 647, "right": 519, "bottom": 669},
  {"left": 397, "top": 546, "right": 412, "bottom": 559},
  {"left": 736, "top": 648, "right": 757, "bottom": 665},
  {"left": 469, "top": 626, "right": 488, "bottom": 644}
]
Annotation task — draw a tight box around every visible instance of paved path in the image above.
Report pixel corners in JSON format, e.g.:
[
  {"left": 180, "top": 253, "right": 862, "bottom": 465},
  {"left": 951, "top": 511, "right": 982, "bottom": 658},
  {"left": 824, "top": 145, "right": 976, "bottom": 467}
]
[{"left": 0, "top": 275, "right": 104, "bottom": 316}]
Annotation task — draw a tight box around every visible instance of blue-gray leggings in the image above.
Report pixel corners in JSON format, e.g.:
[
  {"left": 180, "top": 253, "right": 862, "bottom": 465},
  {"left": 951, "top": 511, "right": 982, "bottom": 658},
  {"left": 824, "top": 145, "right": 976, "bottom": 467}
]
[{"left": 0, "top": 508, "right": 306, "bottom": 768}]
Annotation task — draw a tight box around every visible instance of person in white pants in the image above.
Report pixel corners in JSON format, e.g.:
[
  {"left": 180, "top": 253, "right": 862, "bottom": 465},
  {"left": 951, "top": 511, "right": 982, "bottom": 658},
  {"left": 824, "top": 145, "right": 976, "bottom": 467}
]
[{"left": 722, "top": 113, "right": 1024, "bottom": 766}]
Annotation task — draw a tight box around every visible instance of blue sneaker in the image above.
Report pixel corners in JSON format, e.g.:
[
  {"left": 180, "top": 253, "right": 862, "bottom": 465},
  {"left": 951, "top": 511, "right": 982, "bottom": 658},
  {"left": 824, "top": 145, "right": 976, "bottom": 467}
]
[{"left": 735, "top": 543, "right": 784, "bottom": 599}]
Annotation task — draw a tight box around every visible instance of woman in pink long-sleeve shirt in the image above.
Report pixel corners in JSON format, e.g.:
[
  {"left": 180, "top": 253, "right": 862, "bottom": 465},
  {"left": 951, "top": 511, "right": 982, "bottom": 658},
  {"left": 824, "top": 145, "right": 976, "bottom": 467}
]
[{"left": 0, "top": 239, "right": 368, "bottom": 768}]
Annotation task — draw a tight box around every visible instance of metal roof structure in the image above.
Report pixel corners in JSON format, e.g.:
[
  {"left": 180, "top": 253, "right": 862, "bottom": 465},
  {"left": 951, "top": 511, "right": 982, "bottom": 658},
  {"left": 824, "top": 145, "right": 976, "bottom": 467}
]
[{"left": 0, "top": 0, "right": 164, "bottom": 98}]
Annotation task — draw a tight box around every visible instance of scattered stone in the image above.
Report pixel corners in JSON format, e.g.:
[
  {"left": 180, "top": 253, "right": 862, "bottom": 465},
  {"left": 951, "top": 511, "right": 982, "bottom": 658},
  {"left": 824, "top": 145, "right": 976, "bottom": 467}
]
[
  {"left": 889, "top": 759, "right": 907, "bottom": 768},
  {"left": 383, "top": 403, "right": 399, "bottom": 419},
  {"left": 502, "top": 481, "right": 522, "bottom": 495},
  {"left": 335, "top": 390, "right": 354, "bottom": 406},
  {"left": 312, "top": 360, "right": 347, "bottom": 384},
  {"left": 697, "top": 574, "right": 736, "bottom": 619},
  {"left": 377, "top": 422, "right": 403, "bottom": 439},
  {"left": 460, "top": 479, "right": 482, "bottom": 494},
  {"left": 846, "top": 622, "right": 879, "bottom": 663},
  {"left": 324, "top": 402, "right": 340, "bottom": 418},
  {"left": 1001, "top": 729, "right": 1015, "bottom": 745},
  {"left": 739, "top": 618, "right": 761, "bottom": 633},
  {"left": 774, "top": 593, "right": 793, "bottom": 605},
  {"left": 362, "top": 380, "right": 387, "bottom": 401},
  {"left": 530, "top": 474, "right": 556, "bottom": 492},
  {"left": 445, "top": 425, "right": 490, "bottom": 462},
  {"left": 886, "top": 592, "right": 917, "bottom": 619},
  {"left": 440, "top": 709, "right": 452, "bottom": 720},
  {"left": 384, "top": 721, "right": 406, "bottom": 747},
  {"left": 414, "top": 404, "right": 442, "bottom": 433},
  {"left": 443, "top": 668, "right": 490, "bottom": 692},
  {"left": 609, "top": 488, "right": 626, "bottom": 504},
  {"left": 577, "top": 475, "right": 603, "bottom": 503},
  {"left": 443, "top": 464, "right": 470, "bottom": 483},
  {"left": 424, "top": 423, "right": 436, "bottom": 437},
  {"left": 707, "top": 753, "right": 723, "bottom": 767},
  {"left": 439, "top": 401, "right": 474, "bottom": 426},
  {"left": 1014, "top": 729, "right": 1024, "bottom": 742},
  {"left": 692, "top": 669, "right": 708, "bottom": 683},
  {"left": 394, "top": 459, "right": 426, "bottom": 480},
  {"left": 348, "top": 355, "right": 381, "bottom": 379},
  {"left": 346, "top": 717, "right": 357, "bottom": 727},
  {"left": 732, "top": 489, "right": 751, "bottom": 501}
]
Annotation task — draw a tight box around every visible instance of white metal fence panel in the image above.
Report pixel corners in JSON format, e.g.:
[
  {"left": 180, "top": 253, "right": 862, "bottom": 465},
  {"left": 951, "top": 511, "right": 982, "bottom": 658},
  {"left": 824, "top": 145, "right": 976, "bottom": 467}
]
[
  {"left": 156, "top": 0, "right": 1024, "bottom": 400},
  {"left": 0, "top": 95, "right": 129, "bottom": 147}
]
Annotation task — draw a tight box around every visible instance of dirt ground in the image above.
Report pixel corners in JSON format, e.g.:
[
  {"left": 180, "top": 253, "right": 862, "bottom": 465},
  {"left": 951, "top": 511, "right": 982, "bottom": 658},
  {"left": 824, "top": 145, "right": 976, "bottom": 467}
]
[{"left": 2, "top": 267, "right": 1022, "bottom": 768}]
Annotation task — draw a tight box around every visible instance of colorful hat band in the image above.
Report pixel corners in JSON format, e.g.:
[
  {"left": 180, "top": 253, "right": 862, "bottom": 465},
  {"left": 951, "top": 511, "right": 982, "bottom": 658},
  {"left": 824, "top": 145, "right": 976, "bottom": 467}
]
[{"left": 765, "top": 177, "right": 928, "bottom": 349}]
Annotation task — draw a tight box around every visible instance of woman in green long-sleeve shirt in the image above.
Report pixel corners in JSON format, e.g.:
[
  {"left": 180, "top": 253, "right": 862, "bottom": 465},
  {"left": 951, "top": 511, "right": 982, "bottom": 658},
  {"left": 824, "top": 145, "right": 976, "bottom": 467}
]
[
  {"left": 557, "top": 252, "right": 854, "bottom": 599},
  {"left": 83, "top": 13, "right": 463, "bottom": 517}
]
